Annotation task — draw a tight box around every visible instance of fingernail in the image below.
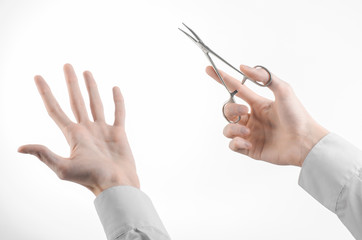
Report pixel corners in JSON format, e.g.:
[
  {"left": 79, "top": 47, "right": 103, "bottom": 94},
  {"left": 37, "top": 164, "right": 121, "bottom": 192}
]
[
  {"left": 245, "top": 142, "right": 252, "bottom": 148},
  {"left": 240, "top": 64, "right": 251, "bottom": 70}
]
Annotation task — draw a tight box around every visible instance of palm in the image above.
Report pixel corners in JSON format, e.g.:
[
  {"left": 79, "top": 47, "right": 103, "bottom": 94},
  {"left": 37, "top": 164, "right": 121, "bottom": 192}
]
[
  {"left": 18, "top": 64, "right": 139, "bottom": 196},
  {"left": 63, "top": 123, "right": 126, "bottom": 186},
  {"left": 244, "top": 96, "right": 306, "bottom": 165}
]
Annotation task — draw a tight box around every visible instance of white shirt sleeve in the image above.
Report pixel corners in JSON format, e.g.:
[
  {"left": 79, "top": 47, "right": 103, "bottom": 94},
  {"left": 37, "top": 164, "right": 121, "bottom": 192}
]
[
  {"left": 299, "top": 132, "right": 362, "bottom": 240},
  {"left": 94, "top": 186, "right": 171, "bottom": 240},
  {"left": 94, "top": 133, "right": 362, "bottom": 240}
]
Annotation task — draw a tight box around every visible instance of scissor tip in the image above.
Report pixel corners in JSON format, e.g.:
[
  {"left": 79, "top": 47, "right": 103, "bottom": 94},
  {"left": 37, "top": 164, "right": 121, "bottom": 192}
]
[{"left": 178, "top": 28, "right": 189, "bottom": 36}]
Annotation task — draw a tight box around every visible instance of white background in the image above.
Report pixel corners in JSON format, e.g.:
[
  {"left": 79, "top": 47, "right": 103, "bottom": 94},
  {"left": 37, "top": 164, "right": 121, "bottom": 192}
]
[{"left": 0, "top": 0, "right": 361, "bottom": 239}]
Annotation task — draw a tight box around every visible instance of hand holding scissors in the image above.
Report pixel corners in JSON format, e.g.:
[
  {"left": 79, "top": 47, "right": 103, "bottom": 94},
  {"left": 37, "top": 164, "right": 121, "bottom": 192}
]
[{"left": 179, "top": 24, "right": 328, "bottom": 166}]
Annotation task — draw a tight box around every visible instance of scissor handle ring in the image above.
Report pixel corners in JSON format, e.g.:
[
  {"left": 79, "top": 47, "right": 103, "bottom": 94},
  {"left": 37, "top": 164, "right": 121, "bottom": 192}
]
[
  {"left": 241, "top": 65, "right": 272, "bottom": 87},
  {"left": 222, "top": 96, "right": 241, "bottom": 124}
]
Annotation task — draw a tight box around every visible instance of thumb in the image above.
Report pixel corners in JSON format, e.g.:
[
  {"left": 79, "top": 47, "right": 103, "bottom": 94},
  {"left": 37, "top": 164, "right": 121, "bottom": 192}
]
[
  {"left": 240, "top": 65, "right": 290, "bottom": 98},
  {"left": 18, "top": 144, "right": 68, "bottom": 177}
]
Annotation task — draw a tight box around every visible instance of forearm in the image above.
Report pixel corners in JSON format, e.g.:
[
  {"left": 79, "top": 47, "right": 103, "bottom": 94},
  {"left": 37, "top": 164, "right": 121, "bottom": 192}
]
[{"left": 299, "top": 133, "right": 362, "bottom": 239}]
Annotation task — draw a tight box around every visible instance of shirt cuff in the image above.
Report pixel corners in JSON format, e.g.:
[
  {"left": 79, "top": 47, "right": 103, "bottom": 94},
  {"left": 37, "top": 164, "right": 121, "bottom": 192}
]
[
  {"left": 298, "top": 132, "right": 362, "bottom": 212},
  {"left": 94, "top": 185, "right": 170, "bottom": 240}
]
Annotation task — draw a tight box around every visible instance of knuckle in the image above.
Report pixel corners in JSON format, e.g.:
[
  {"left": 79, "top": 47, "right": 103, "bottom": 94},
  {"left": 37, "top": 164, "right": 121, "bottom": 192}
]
[
  {"left": 47, "top": 107, "right": 57, "bottom": 115},
  {"left": 47, "top": 103, "right": 61, "bottom": 116},
  {"left": 35, "top": 146, "right": 47, "bottom": 160}
]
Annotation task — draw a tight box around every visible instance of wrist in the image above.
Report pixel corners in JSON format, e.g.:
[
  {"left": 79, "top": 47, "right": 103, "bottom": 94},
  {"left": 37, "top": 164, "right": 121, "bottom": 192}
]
[
  {"left": 92, "top": 170, "right": 140, "bottom": 196},
  {"left": 296, "top": 123, "right": 329, "bottom": 167}
]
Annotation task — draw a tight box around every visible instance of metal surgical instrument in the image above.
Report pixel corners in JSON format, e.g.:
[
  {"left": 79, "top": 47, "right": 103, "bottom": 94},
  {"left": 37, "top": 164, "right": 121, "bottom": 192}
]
[{"left": 178, "top": 23, "right": 272, "bottom": 123}]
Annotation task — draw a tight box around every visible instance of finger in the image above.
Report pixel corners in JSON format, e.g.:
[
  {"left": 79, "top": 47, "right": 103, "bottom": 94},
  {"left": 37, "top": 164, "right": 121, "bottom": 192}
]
[
  {"left": 223, "top": 123, "right": 250, "bottom": 139},
  {"left": 223, "top": 103, "right": 249, "bottom": 124},
  {"left": 229, "top": 137, "right": 252, "bottom": 153},
  {"left": 34, "top": 75, "right": 73, "bottom": 130},
  {"left": 83, "top": 71, "right": 105, "bottom": 122},
  {"left": 240, "top": 65, "right": 291, "bottom": 98},
  {"left": 63, "top": 64, "right": 89, "bottom": 123},
  {"left": 18, "top": 144, "right": 70, "bottom": 180},
  {"left": 206, "top": 66, "right": 266, "bottom": 105},
  {"left": 113, "top": 86, "right": 125, "bottom": 127}
]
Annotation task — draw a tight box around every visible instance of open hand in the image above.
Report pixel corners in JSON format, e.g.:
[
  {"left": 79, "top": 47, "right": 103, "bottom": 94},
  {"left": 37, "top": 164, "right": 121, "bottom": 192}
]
[{"left": 18, "top": 64, "right": 139, "bottom": 196}]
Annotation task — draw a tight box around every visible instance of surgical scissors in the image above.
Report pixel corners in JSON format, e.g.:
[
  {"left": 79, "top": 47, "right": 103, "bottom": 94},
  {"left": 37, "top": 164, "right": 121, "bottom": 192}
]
[{"left": 178, "top": 23, "right": 272, "bottom": 123}]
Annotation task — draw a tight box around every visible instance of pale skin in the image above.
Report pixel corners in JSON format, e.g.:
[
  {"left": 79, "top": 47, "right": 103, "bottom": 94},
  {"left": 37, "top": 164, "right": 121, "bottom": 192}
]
[
  {"left": 206, "top": 64, "right": 329, "bottom": 167},
  {"left": 18, "top": 63, "right": 328, "bottom": 196},
  {"left": 18, "top": 64, "right": 139, "bottom": 196}
]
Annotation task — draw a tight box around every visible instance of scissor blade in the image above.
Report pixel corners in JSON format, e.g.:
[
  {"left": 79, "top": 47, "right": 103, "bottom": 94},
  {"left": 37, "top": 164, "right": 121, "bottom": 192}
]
[
  {"left": 178, "top": 28, "right": 198, "bottom": 44},
  {"left": 208, "top": 48, "right": 245, "bottom": 76},
  {"left": 182, "top": 23, "right": 203, "bottom": 43}
]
